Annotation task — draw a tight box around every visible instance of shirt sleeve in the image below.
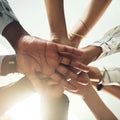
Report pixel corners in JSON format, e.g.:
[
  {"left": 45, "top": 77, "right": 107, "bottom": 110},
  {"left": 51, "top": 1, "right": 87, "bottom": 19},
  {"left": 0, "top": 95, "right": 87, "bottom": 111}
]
[
  {"left": 90, "top": 25, "right": 120, "bottom": 60},
  {"left": 98, "top": 66, "right": 120, "bottom": 86},
  {"left": 0, "top": 0, "right": 18, "bottom": 34}
]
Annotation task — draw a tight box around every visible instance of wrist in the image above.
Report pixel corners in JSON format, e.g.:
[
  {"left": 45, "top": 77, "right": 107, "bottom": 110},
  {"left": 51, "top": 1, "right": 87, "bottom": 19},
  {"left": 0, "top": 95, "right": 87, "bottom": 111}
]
[
  {"left": 68, "top": 33, "right": 84, "bottom": 48},
  {"left": 69, "top": 20, "right": 88, "bottom": 41},
  {"left": 81, "top": 46, "right": 102, "bottom": 64},
  {"left": 2, "top": 21, "right": 29, "bottom": 51},
  {"left": 51, "top": 33, "right": 72, "bottom": 46}
]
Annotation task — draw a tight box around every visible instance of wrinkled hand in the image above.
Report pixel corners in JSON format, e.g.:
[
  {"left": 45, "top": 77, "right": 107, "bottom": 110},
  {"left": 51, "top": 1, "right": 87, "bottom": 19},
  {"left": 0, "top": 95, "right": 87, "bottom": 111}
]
[{"left": 16, "top": 35, "right": 89, "bottom": 93}]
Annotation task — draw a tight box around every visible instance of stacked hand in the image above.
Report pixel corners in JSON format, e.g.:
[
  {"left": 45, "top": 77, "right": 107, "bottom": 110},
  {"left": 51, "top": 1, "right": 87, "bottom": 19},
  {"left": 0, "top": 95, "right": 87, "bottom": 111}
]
[
  {"left": 16, "top": 35, "right": 89, "bottom": 94},
  {"left": 48, "top": 36, "right": 92, "bottom": 96}
]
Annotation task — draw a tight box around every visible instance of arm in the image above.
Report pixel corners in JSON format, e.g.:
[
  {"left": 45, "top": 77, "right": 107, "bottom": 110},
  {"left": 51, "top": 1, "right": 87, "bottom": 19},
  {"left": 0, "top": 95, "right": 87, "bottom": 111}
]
[
  {"left": 77, "top": 25, "right": 120, "bottom": 65},
  {"left": 69, "top": 0, "right": 112, "bottom": 47},
  {"left": 67, "top": 72, "right": 117, "bottom": 120},
  {"left": 0, "top": 55, "right": 69, "bottom": 120},
  {"left": 41, "top": 94, "right": 69, "bottom": 120},
  {"left": 45, "top": 0, "right": 112, "bottom": 48},
  {"left": 0, "top": 0, "right": 28, "bottom": 50},
  {"left": 44, "top": 0, "right": 72, "bottom": 46},
  {"left": 88, "top": 25, "right": 120, "bottom": 60},
  {"left": 82, "top": 84, "right": 117, "bottom": 120},
  {"left": 102, "top": 85, "right": 120, "bottom": 100},
  {"left": 0, "top": 76, "right": 35, "bottom": 115},
  {"left": 45, "top": 0, "right": 108, "bottom": 62},
  {"left": 44, "top": 1, "right": 117, "bottom": 119},
  {"left": 80, "top": 30, "right": 120, "bottom": 98},
  {"left": 2, "top": 21, "right": 28, "bottom": 50},
  {"left": 0, "top": 0, "right": 89, "bottom": 93}
]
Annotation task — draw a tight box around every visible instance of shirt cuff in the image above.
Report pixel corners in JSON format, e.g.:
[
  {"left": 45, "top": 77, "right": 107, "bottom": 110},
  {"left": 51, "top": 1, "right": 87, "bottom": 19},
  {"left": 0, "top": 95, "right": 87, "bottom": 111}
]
[
  {"left": 89, "top": 25, "right": 120, "bottom": 60},
  {"left": 98, "top": 66, "right": 120, "bottom": 86}
]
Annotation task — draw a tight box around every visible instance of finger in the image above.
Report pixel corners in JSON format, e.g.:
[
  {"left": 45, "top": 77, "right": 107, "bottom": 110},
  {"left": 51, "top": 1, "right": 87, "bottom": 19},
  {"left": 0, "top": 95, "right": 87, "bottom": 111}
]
[
  {"left": 61, "top": 66, "right": 87, "bottom": 84},
  {"left": 69, "top": 61, "right": 89, "bottom": 72},
  {"left": 64, "top": 46, "right": 83, "bottom": 56},
  {"left": 57, "top": 45, "right": 83, "bottom": 59},
  {"left": 59, "top": 51, "right": 82, "bottom": 60},
  {"left": 56, "top": 65, "right": 89, "bottom": 85},
  {"left": 50, "top": 71, "right": 78, "bottom": 92},
  {"left": 57, "top": 65, "right": 88, "bottom": 85},
  {"left": 60, "top": 57, "right": 89, "bottom": 72},
  {"left": 66, "top": 65, "right": 81, "bottom": 74},
  {"left": 66, "top": 71, "right": 89, "bottom": 86}
]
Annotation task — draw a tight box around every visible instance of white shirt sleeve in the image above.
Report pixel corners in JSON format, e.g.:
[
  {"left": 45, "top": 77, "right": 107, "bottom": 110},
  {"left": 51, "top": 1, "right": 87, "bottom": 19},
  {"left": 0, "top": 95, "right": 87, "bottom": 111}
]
[
  {"left": 90, "top": 25, "right": 120, "bottom": 60},
  {"left": 0, "top": 0, "right": 18, "bottom": 34},
  {"left": 98, "top": 66, "right": 120, "bottom": 86}
]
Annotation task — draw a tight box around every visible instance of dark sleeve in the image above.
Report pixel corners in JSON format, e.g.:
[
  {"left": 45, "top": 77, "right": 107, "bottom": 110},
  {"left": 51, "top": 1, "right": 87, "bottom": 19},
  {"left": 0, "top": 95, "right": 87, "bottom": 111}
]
[{"left": 0, "top": 0, "right": 18, "bottom": 34}]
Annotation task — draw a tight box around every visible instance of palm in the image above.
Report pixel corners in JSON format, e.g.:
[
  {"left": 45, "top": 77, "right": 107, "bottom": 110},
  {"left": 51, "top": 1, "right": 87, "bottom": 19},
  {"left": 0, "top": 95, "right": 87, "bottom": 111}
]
[
  {"left": 16, "top": 36, "right": 60, "bottom": 75},
  {"left": 16, "top": 35, "right": 89, "bottom": 93}
]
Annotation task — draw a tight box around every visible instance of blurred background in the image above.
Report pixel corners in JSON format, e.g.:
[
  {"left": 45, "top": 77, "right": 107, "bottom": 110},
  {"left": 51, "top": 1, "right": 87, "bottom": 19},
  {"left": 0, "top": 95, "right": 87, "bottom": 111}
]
[{"left": 0, "top": 0, "right": 120, "bottom": 120}]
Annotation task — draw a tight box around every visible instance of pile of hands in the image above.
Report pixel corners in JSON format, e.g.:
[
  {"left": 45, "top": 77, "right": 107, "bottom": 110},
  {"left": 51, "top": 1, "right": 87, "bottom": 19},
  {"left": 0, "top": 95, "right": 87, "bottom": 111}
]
[{"left": 16, "top": 35, "right": 91, "bottom": 98}]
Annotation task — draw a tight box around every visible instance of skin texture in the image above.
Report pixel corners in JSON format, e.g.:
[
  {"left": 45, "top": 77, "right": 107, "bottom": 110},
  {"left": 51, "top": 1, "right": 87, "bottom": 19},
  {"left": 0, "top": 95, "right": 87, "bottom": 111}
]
[
  {"left": 1, "top": 0, "right": 118, "bottom": 119},
  {"left": 45, "top": 0, "right": 112, "bottom": 47},
  {"left": 44, "top": 0, "right": 118, "bottom": 119},
  {"left": 16, "top": 35, "right": 89, "bottom": 93},
  {"left": 44, "top": 0, "right": 109, "bottom": 92},
  {"left": 2, "top": 21, "right": 89, "bottom": 94}
]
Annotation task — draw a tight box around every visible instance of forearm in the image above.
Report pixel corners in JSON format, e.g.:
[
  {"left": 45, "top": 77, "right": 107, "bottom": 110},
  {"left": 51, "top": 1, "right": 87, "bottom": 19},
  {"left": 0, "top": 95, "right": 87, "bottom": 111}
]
[
  {"left": 70, "top": 0, "right": 111, "bottom": 42},
  {"left": 0, "top": 0, "right": 28, "bottom": 51},
  {"left": 41, "top": 94, "right": 69, "bottom": 120},
  {"left": 45, "top": 0, "right": 70, "bottom": 45},
  {"left": 0, "top": 77, "right": 35, "bottom": 115},
  {"left": 102, "top": 85, "right": 120, "bottom": 100},
  {"left": 2, "top": 21, "right": 28, "bottom": 51},
  {"left": 82, "top": 85, "right": 117, "bottom": 120}
]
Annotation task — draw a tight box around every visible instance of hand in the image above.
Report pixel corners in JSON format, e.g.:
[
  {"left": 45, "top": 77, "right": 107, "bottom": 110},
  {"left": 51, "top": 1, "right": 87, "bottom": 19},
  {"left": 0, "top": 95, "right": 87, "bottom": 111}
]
[
  {"left": 88, "top": 66, "right": 102, "bottom": 80},
  {"left": 16, "top": 35, "right": 89, "bottom": 93},
  {"left": 50, "top": 37, "right": 92, "bottom": 93},
  {"left": 65, "top": 71, "right": 92, "bottom": 96},
  {"left": 39, "top": 65, "right": 90, "bottom": 99},
  {"left": 87, "top": 66, "right": 103, "bottom": 87},
  {"left": 36, "top": 72, "right": 64, "bottom": 98},
  {"left": 49, "top": 37, "right": 87, "bottom": 97}
]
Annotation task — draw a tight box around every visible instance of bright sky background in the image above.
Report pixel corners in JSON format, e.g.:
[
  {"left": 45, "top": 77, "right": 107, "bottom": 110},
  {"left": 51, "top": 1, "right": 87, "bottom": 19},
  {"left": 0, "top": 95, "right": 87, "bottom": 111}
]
[{"left": 0, "top": 0, "right": 120, "bottom": 120}]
